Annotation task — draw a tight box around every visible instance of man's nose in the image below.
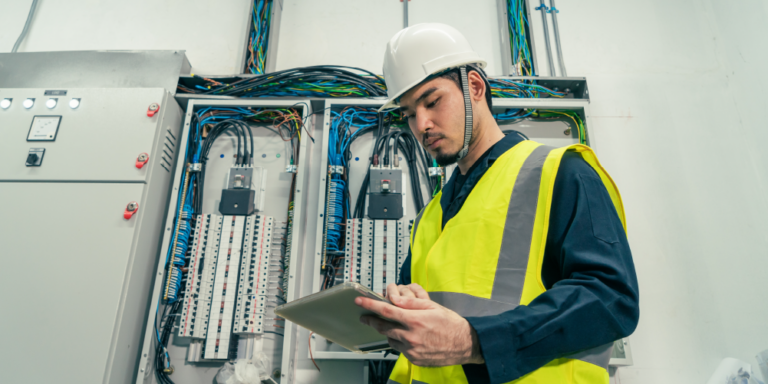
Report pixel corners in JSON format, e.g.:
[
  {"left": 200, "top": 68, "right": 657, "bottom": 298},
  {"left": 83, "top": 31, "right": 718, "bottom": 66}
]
[{"left": 413, "top": 111, "right": 433, "bottom": 136}]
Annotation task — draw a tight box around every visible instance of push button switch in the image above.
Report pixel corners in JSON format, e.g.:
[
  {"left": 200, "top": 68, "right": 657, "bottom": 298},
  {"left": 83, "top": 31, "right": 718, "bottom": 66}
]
[{"left": 25, "top": 148, "right": 45, "bottom": 167}]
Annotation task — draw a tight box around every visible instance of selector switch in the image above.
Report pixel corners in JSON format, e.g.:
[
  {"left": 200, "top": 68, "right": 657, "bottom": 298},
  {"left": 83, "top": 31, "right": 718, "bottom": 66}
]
[{"left": 25, "top": 148, "right": 45, "bottom": 167}]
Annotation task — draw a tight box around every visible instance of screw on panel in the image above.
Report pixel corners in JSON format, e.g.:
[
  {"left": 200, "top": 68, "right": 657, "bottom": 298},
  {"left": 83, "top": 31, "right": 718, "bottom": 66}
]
[{"left": 564, "top": 129, "right": 572, "bottom": 136}]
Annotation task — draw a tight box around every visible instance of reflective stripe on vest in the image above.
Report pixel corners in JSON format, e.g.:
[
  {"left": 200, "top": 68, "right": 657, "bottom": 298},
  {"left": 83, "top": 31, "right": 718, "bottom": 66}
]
[{"left": 389, "top": 142, "right": 625, "bottom": 384}]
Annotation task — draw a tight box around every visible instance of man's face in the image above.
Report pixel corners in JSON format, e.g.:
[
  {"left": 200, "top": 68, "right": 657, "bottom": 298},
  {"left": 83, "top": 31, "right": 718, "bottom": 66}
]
[{"left": 399, "top": 77, "right": 466, "bottom": 166}]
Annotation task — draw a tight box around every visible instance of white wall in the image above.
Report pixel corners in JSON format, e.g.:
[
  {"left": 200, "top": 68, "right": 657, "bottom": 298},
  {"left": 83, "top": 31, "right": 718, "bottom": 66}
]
[
  {"left": 1, "top": 1, "right": 766, "bottom": 383},
  {"left": 528, "top": 1, "right": 768, "bottom": 383},
  {"left": 0, "top": 0, "right": 252, "bottom": 75},
  {"left": 275, "top": 0, "right": 506, "bottom": 75}
]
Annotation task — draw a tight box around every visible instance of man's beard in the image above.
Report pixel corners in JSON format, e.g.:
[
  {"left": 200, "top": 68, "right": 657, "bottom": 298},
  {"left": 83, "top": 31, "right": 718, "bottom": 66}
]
[
  {"left": 435, "top": 150, "right": 460, "bottom": 166},
  {"left": 424, "top": 132, "right": 460, "bottom": 166}
]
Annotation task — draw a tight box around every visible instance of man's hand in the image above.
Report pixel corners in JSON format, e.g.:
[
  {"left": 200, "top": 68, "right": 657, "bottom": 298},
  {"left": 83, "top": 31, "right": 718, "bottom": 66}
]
[{"left": 356, "top": 283, "right": 484, "bottom": 367}]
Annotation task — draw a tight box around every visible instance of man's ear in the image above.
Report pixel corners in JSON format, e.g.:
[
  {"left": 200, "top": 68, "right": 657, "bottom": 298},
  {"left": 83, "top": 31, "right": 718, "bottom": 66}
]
[{"left": 467, "top": 70, "right": 486, "bottom": 105}]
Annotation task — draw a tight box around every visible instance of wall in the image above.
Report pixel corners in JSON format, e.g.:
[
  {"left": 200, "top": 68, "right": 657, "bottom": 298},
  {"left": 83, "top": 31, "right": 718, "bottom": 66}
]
[
  {"left": 274, "top": 0, "right": 507, "bottom": 75},
  {"left": 528, "top": 1, "right": 768, "bottom": 383},
  {"left": 1, "top": 1, "right": 766, "bottom": 383},
  {"left": 0, "top": 0, "right": 252, "bottom": 75}
]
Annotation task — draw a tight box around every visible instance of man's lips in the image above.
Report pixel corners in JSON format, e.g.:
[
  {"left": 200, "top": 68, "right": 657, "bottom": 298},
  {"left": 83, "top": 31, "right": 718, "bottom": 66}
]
[
  {"left": 427, "top": 138, "right": 442, "bottom": 150},
  {"left": 424, "top": 134, "right": 444, "bottom": 150}
]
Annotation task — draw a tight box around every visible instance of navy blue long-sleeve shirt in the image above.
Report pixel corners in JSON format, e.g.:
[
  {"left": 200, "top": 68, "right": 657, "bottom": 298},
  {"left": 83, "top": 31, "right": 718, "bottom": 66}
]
[{"left": 398, "top": 133, "right": 639, "bottom": 383}]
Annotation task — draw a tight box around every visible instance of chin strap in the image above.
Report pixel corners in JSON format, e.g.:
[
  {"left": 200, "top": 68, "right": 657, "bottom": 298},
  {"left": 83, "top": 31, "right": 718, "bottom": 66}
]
[{"left": 456, "top": 66, "right": 473, "bottom": 161}]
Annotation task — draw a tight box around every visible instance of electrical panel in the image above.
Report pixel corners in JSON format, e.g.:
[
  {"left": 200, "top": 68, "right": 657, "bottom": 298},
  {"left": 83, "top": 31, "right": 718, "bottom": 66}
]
[
  {"left": 0, "top": 87, "right": 182, "bottom": 384},
  {"left": 137, "top": 100, "right": 313, "bottom": 384}
]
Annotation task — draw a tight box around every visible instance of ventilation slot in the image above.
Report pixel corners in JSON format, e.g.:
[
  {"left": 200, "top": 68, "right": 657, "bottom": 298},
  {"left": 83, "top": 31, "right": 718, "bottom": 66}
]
[{"left": 159, "top": 129, "right": 177, "bottom": 173}]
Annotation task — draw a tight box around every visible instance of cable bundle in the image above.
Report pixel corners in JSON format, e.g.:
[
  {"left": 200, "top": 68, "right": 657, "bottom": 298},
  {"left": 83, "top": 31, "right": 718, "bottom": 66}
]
[
  {"left": 494, "top": 108, "right": 533, "bottom": 122},
  {"left": 154, "top": 301, "right": 181, "bottom": 384},
  {"left": 326, "top": 180, "right": 346, "bottom": 253},
  {"left": 490, "top": 78, "right": 566, "bottom": 98},
  {"left": 246, "top": 0, "right": 272, "bottom": 74},
  {"left": 166, "top": 203, "right": 194, "bottom": 303},
  {"left": 191, "top": 107, "right": 304, "bottom": 213},
  {"left": 178, "top": 66, "right": 387, "bottom": 98},
  {"left": 506, "top": 0, "right": 535, "bottom": 76}
]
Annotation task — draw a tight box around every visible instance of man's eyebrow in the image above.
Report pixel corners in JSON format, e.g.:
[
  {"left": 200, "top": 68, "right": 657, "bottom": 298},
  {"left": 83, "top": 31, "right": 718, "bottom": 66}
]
[{"left": 401, "top": 87, "right": 439, "bottom": 114}]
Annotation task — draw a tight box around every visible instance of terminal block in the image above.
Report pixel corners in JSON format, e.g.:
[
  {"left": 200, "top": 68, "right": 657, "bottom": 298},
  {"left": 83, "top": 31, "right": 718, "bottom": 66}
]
[
  {"left": 234, "top": 215, "right": 274, "bottom": 334},
  {"left": 177, "top": 214, "right": 276, "bottom": 358},
  {"left": 344, "top": 219, "right": 410, "bottom": 294}
]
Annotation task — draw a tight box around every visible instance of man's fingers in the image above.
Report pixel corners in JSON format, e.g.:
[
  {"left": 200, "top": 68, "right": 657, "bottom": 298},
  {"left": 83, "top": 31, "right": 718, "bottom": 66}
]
[
  {"left": 360, "top": 315, "right": 406, "bottom": 339},
  {"left": 386, "top": 284, "right": 401, "bottom": 302},
  {"left": 355, "top": 297, "right": 405, "bottom": 323},
  {"left": 407, "top": 283, "right": 430, "bottom": 300},
  {"left": 387, "top": 337, "right": 407, "bottom": 353},
  {"left": 396, "top": 296, "right": 435, "bottom": 310},
  {"left": 397, "top": 286, "right": 417, "bottom": 300}
]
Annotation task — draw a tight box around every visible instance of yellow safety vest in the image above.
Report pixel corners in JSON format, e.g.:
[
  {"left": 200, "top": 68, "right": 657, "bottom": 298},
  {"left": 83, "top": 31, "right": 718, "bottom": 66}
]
[{"left": 388, "top": 141, "right": 626, "bottom": 384}]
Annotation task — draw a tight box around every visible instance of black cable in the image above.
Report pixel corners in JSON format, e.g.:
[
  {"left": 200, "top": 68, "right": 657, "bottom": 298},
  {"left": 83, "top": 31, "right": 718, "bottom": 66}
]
[
  {"left": 194, "top": 66, "right": 387, "bottom": 98},
  {"left": 155, "top": 301, "right": 181, "bottom": 384},
  {"left": 195, "top": 120, "right": 247, "bottom": 212}
]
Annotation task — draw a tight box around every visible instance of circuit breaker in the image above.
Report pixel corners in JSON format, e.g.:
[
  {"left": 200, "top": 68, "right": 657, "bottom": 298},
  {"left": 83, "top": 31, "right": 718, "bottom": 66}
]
[{"left": 344, "top": 219, "right": 409, "bottom": 296}]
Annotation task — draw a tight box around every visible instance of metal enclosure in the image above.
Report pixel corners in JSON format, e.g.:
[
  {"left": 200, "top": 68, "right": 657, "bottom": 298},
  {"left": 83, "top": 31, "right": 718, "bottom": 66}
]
[
  {"left": 0, "top": 88, "right": 183, "bottom": 384},
  {"left": 492, "top": 98, "right": 594, "bottom": 147},
  {"left": 0, "top": 51, "right": 191, "bottom": 94},
  {"left": 136, "top": 99, "right": 315, "bottom": 384}
]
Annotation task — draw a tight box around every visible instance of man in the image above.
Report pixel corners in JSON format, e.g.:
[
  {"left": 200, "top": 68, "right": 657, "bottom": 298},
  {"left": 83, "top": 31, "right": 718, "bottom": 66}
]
[{"left": 354, "top": 23, "right": 639, "bottom": 384}]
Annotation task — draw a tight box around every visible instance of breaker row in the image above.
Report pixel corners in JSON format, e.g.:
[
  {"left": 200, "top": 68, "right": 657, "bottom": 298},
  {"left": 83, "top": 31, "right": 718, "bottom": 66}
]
[
  {"left": 343, "top": 219, "right": 410, "bottom": 296},
  {"left": 177, "top": 214, "right": 275, "bottom": 360}
]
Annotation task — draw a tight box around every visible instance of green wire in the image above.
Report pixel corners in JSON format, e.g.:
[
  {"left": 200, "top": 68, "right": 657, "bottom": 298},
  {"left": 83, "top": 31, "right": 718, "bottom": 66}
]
[{"left": 432, "top": 176, "right": 441, "bottom": 197}]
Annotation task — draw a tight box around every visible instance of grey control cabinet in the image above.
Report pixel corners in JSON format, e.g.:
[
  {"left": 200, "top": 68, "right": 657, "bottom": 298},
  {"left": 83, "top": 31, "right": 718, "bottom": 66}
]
[{"left": 0, "top": 88, "right": 182, "bottom": 384}]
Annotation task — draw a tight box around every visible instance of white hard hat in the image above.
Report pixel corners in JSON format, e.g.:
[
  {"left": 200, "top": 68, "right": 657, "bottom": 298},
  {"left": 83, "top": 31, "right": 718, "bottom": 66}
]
[{"left": 379, "top": 23, "right": 487, "bottom": 112}]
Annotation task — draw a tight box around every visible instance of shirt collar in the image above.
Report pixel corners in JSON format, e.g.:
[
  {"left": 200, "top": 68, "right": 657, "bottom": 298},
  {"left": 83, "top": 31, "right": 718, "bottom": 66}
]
[{"left": 439, "top": 132, "right": 526, "bottom": 211}]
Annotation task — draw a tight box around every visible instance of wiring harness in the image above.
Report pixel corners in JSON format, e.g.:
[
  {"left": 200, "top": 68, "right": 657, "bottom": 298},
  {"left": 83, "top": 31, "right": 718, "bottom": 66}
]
[
  {"left": 506, "top": 0, "right": 535, "bottom": 76},
  {"left": 178, "top": 66, "right": 568, "bottom": 100},
  {"left": 178, "top": 66, "right": 387, "bottom": 98},
  {"left": 246, "top": 0, "right": 272, "bottom": 74}
]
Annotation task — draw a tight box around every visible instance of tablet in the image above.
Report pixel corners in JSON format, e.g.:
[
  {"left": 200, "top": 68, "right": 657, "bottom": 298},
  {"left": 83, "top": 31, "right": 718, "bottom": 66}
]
[{"left": 275, "top": 282, "right": 392, "bottom": 353}]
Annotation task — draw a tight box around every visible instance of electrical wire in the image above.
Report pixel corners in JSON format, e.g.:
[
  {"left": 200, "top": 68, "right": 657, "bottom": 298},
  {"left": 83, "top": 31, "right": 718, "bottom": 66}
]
[
  {"left": 309, "top": 332, "right": 321, "bottom": 372},
  {"left": 489, "top": 78, "right": 566, "bottom": 98},
  {"left": 154, "top": 301, "right": 181, "bottom": 384},
  {"left": 246, "top": 0, "right": 272, "bottom": 74},
  {"left": 506, "top": 0, "right": 534, "bottom": 76},
  {"left": 532, "top": 109, "right": 586, "bottom": 144},
  {"left": 178, "top": 66, "right": 387, "bottom": 98},
  {"left": 11, "top": 0, "right": 39, "bottom": 53},
  {"left": 178, "top": 66, "right": 568, "bottom": 100}
]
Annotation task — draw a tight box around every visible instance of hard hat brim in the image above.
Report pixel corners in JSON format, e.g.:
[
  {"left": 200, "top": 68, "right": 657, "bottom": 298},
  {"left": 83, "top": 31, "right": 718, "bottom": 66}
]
[{"left": 377, "top": 58, "right": 487, "bottom": 113}]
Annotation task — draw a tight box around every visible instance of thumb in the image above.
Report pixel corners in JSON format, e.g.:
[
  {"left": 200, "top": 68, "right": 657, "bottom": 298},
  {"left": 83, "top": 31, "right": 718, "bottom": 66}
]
[{"left": 392, "top": 296, "right": 435, "bottom": 310}]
